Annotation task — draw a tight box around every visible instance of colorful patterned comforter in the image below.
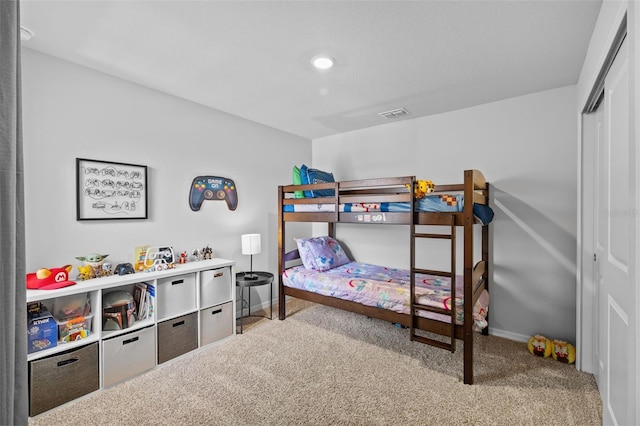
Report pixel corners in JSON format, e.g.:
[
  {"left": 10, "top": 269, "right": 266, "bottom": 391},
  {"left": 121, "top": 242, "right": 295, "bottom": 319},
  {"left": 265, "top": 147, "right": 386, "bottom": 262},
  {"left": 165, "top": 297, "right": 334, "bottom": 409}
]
[{"left": 283, "top": 261, "right": 488, "bottom": 328}]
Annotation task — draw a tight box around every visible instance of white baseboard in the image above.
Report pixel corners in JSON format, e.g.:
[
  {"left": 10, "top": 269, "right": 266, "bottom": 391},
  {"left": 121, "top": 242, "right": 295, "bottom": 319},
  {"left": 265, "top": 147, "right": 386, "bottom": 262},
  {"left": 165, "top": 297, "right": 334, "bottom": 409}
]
[{"left": 489, "top": 327, "right": 530, "bottom": 343}]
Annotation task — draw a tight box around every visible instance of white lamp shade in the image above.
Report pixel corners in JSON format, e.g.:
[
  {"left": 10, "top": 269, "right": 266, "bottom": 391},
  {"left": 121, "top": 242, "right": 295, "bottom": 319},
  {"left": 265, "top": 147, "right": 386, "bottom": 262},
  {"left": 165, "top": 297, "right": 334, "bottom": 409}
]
[{"left": 241, "top": 234, "right": 261, "bottom": 255}]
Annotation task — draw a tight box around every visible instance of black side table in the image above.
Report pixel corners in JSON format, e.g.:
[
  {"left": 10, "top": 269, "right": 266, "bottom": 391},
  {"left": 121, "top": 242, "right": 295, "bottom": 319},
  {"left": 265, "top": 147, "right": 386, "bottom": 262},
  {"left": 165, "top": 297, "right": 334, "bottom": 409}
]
[{"left": 236, "top": 271, "right": 274, "bottom": 334}]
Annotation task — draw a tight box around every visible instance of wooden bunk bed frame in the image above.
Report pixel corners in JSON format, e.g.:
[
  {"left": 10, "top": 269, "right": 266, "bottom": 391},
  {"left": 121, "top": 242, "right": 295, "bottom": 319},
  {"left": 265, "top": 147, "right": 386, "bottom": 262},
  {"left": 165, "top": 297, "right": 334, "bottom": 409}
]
[{"left": 277, "top": 169, "right": 490, "bottom": 384}]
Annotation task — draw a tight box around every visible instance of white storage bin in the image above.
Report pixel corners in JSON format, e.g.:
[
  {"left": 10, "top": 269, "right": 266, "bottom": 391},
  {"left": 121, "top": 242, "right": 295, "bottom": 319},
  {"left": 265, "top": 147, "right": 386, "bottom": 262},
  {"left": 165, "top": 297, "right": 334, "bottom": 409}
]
[
  {"left": 156, "top": 273, "right": 196, "bottom": 320},
  {"left": 102, "top": 326, "right": 156, "bottom": 387},
  {"left": 200, "top": 302, "right": 233, "bottom": 346},
  {"left": 200, "top": 268, "right": 232, "bottom": 308}
]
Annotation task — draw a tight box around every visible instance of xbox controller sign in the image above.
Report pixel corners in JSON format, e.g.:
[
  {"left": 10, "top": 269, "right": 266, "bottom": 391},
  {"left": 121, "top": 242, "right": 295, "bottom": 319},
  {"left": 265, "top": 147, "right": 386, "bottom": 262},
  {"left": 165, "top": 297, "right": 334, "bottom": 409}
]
[{"left": 189, "top": 176, "right": 238, "bottom": 211}]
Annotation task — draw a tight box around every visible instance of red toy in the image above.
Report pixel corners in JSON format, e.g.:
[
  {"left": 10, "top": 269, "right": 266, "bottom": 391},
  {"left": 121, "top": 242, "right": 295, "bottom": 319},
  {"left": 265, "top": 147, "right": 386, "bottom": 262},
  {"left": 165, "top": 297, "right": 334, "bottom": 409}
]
[{"left": 26, "top": 265, "right": 76, "bottom": 290}]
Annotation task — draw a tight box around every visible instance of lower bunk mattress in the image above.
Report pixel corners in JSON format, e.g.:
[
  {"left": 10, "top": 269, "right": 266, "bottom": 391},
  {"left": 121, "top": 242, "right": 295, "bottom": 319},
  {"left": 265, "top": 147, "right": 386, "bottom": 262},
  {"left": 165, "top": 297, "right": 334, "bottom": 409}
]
[{"left": 283, "top": 261, "right": 488, "bottom": 330}]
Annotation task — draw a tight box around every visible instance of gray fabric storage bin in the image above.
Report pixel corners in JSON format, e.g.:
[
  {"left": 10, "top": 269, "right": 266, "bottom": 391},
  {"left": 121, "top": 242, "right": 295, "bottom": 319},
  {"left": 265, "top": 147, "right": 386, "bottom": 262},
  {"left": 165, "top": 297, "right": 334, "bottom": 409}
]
[
  {"left": 157, "top": 312, "right": 197, "bottom": 364},
  {"left": 102, "top": 325, "right": 156, "bottom": 387},
  {"left": 200, "top": 302, "right": 233, "bottom": 345},
  {"left": 156, "top": 273, "right": 196, "bottom": 320},
  {"left": 200, "top": 268, "right": 231, "bottom": 308},
  {"left": 29, "top": 342, "right": 99, "bottom": 416}
]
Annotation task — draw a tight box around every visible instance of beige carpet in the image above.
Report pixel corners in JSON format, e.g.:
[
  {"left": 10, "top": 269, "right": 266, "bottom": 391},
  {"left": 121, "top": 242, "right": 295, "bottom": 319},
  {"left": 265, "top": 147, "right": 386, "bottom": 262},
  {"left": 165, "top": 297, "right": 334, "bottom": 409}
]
[{"left": 29, "top": 301, "right": 602, "bottom": 425}]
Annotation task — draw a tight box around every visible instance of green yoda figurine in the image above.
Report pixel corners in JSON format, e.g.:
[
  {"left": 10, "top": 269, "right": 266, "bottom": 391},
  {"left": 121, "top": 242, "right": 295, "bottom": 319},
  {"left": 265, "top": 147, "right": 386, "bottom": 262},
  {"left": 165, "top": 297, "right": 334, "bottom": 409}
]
[{"left": 76, "top": 253, "right": 110, "bottom": 279}]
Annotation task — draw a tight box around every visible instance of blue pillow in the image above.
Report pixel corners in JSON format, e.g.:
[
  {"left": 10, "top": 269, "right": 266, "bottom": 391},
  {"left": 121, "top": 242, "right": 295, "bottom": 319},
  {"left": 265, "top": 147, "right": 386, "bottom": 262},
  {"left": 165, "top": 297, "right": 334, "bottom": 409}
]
[{"left": 300, "top": 164, "right": 335, "bottom": 197}]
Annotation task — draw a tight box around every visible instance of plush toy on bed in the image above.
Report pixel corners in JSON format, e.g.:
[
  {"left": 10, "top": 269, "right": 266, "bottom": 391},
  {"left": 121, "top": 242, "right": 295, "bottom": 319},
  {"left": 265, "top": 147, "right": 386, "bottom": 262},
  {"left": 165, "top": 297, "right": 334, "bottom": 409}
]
[{"left": 406, "top": 180, "right": 435, "bottom": 199}]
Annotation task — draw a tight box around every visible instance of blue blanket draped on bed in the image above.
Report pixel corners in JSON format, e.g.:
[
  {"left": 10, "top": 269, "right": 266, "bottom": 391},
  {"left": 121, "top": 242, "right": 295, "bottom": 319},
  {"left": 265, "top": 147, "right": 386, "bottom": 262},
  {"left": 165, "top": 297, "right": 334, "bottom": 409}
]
[{"left": 375, "top": 195, "right": 495, "bottom": 225}]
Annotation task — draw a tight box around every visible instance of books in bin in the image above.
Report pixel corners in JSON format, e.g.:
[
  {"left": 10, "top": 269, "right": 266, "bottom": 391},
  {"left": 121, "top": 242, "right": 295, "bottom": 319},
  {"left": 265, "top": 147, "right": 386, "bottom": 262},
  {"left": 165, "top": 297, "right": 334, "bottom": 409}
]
[{"left": 133, "top": 283, "right": 155, "bottom": 321}]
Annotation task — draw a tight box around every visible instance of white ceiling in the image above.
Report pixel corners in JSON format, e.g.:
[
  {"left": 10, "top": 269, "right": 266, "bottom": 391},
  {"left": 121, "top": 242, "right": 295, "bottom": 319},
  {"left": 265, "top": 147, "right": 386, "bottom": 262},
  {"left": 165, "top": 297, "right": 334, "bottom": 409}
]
[{"left": 20, "top": 0, "right": 602, "bottom": 140}]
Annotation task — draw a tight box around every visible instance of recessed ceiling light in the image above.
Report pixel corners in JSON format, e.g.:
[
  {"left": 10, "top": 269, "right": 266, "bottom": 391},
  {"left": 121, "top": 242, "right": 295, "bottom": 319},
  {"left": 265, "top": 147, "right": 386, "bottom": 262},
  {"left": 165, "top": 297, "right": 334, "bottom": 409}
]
[
  {"left": 20, "top": 26, "right": 34, "bottom": 41},
  {"left": 311, "top": 55, "right": 334, "bottom": 70}
]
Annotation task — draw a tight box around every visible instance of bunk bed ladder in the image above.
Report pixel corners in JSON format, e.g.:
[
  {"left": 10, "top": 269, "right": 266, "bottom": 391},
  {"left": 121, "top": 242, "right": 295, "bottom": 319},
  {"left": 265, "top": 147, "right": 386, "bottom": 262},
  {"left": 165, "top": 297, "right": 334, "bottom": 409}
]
[{"left": 410, "top": 214, "right": 457, "bottom": 352}]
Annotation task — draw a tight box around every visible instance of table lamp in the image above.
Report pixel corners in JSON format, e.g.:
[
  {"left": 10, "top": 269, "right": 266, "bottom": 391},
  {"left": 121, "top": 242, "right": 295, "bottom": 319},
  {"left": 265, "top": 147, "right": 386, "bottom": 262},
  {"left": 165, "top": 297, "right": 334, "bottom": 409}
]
[{"left": 241, "top": 233, "right": 261, "bottom": 280}]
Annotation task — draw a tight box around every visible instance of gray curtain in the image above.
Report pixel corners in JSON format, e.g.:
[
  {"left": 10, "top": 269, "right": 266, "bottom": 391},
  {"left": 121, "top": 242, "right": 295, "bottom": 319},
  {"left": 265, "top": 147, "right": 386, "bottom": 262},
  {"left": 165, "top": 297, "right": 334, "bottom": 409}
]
[{"left": 0, "top": 0, "right": 28, "bottom": 424}]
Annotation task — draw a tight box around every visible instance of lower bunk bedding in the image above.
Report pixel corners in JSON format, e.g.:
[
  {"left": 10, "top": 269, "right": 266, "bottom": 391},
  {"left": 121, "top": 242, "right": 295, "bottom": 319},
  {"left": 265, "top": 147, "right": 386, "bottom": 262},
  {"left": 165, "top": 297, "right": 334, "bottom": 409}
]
[{"left": 283, "top": 261, "right": 489, "bottom": 330}]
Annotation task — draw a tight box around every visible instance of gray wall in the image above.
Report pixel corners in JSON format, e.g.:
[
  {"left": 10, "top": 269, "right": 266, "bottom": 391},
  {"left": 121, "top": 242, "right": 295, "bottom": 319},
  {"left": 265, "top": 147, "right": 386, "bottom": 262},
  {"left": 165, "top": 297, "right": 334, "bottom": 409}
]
[
  {"left": 312, "top": 85, "right": 577, "bottom": 343},
  {"left": 21, "top": 48, "right": 578, "bottom": 343},
  {"left": 21, "top": 49, "right": 312, "bottom": 306}
]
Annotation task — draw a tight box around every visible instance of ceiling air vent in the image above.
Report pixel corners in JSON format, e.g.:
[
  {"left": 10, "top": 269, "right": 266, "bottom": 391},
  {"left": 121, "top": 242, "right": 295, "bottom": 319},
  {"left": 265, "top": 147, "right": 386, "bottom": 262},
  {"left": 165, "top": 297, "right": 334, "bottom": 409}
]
[{"left": 378, "top": 108, "right": 411, "bottom": 119}]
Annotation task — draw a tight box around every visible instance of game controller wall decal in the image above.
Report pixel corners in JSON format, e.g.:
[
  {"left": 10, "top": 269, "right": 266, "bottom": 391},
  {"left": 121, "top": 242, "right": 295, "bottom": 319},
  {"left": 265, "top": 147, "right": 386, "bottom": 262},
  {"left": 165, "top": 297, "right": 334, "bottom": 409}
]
[
  {"left": 76, "top": 158, "right": 148, "bottom": 220},
  {"left": 189, "top": 176, "right": 238, "bottom": 211}
]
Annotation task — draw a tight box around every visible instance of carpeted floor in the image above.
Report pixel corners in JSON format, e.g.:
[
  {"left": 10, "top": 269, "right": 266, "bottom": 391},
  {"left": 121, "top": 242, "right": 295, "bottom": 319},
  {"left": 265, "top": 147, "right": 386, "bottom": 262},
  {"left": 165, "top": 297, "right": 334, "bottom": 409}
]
[{"left": 29, "top": 300, "right": 602, "bottom": 425}]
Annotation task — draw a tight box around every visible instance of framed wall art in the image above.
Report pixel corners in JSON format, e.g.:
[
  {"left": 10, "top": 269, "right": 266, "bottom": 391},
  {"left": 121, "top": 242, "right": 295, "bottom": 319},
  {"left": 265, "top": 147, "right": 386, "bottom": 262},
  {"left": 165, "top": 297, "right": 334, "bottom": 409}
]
[{"left": 76, "top": 158, "right": 148, "bottom": 220}]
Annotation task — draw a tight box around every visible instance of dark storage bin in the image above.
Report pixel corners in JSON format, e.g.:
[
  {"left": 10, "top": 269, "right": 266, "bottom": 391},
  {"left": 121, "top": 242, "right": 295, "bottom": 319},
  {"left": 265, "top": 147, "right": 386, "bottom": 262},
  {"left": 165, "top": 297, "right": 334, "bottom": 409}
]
[
  {"left": 157, "top": 312, "right": 197, "bottom": 364},
  {"left": 29, "top": 342, "right": 99, "bottom": 416}
]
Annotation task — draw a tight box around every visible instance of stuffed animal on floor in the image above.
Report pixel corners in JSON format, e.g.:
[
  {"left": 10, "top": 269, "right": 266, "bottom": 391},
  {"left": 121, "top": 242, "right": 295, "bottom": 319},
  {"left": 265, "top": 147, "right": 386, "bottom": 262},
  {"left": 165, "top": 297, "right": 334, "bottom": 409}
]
[
  {"left": 527, "top": 334, "right": 552, "bottom": 357},
  {"left": 551, "top": 339, "right": 576, "bottom": 364},
  {"left": 527, "top": 334, "right": 576, "bottom": 364}
]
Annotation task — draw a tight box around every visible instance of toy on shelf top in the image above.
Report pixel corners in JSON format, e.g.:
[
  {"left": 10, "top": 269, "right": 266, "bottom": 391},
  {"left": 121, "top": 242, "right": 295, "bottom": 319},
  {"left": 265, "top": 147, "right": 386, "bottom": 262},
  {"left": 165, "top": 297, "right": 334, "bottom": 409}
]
[
  {"left": 133, "top": 245, "right": 178, "bottom": 272},
  {"left": 114, "top": 263, "right": 135, "bottom": 275},
  {"left": 192, "top": 245, "right": 213, "bottom": 261},
  {"left": 142, "top": 246, "right": 176, "bottom": 272},
  {"left": 203, "top": 245, "right": 213, "bottom": 260},
  {"left": 26, "top": 265, "right": 76, "bottom": 290},
  {"left": 75, "top": 253, "right": 111, "bottom": 281},
  {"left": 64, "top": 244, "right": 215, "bottom": 281}
]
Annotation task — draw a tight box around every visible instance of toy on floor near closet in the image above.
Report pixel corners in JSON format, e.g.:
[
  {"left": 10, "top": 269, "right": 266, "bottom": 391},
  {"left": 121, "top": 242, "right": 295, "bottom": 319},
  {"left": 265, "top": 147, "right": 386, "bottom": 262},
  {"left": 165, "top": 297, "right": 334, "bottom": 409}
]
[
  {"left": 527, "top": 334, "right": 575, "bottom": 364},
  {"left": 551, "top": 339, "right": 576, "bottom": 364},
  {"left": 527, "top": 334, "right": 552, "bottom": 357}
]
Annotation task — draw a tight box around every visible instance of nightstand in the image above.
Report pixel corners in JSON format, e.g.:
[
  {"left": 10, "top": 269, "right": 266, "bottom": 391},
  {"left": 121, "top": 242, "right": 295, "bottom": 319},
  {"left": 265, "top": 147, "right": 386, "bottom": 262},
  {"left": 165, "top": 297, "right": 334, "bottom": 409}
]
[{"left": 235, "top": 271, "right": 273, "bottom": 334}]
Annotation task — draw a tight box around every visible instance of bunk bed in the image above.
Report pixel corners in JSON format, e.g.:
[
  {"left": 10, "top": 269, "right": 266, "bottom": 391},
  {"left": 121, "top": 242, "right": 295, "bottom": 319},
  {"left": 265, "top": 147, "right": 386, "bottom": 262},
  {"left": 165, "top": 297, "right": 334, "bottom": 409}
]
[{"left": 277, "top": 169, "right": 492, "bottom": 384}]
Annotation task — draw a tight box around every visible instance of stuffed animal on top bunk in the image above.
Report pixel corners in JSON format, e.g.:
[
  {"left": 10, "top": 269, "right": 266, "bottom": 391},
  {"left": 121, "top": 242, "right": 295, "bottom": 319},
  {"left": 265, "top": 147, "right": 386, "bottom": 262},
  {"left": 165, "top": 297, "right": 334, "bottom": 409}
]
[{"left": 406, "top": 179, "right": 435, "bottom": 199}]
